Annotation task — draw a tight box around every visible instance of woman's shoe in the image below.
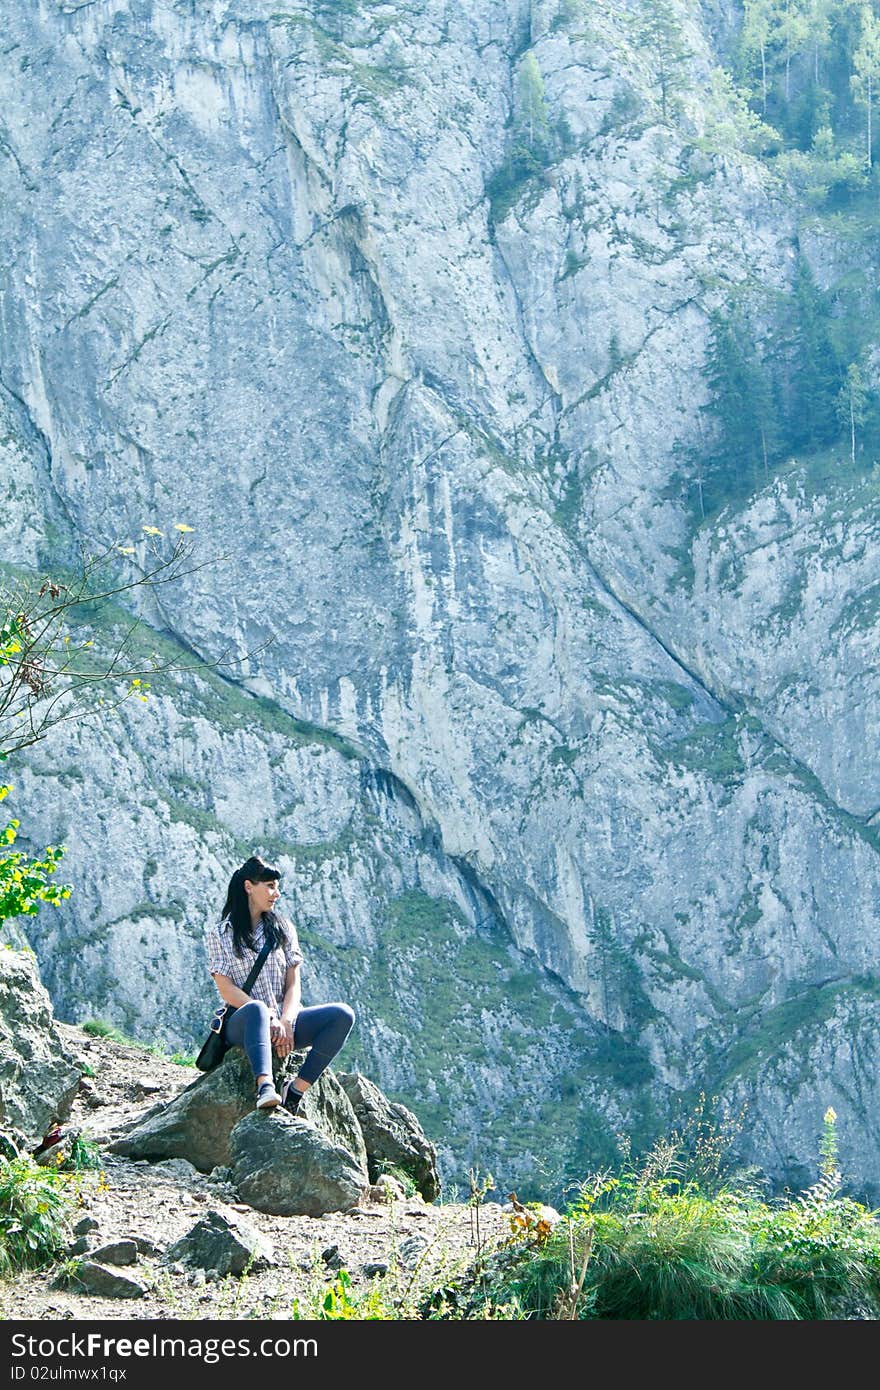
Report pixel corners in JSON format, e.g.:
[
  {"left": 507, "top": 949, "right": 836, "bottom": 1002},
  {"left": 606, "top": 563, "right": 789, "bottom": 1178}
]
[
  {"left": 255, "top": 1081, "right": 281, "bottom": 1110},
  {"left": 280, "top": 1078, "right": 303, "bottom": 1115}
]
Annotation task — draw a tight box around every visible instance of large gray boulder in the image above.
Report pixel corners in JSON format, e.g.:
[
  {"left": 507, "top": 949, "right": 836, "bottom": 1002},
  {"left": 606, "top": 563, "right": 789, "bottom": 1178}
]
[
  {"left": 109, "top": 1047, "right": 368, "bottom": 1175},
  {"left": 108, "top": 1048, "right": 255, "bottom": 1170},
  {"left": 337, "top": 1072, "right": 440, "bottom": 1202},
  {"left": 230, "top": 1110, "right": 368, "bottom": 1217},
  {"left": 287, "top": 1055, "right": 368, "bottom": 1174},
  {"left": 0, "top": 948, "right": 81, "bottom": 1146}
]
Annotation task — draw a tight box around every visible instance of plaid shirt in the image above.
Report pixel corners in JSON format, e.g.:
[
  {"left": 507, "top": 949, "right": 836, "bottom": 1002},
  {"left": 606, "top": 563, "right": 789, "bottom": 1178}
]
[{"left": 206, "top": 915, "right": 304, "bottom": 1015}]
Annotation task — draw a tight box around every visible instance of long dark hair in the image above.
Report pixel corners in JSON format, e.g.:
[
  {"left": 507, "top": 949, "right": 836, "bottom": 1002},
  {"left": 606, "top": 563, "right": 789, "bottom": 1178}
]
[{"left": 221, "top": 854, "right": 287, "bottom": 957}]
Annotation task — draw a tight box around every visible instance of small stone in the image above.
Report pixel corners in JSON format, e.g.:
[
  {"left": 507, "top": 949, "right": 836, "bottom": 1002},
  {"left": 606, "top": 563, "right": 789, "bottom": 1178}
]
[
  {"left": 132, "top": 1236, "right": 162, "bottom": 1258},
  {"left": 166, "top": 1208, "right": 273, "bottom": 1277},
  {"left": 210, "top": 1185, "right": 239, "bottom": 1204},
  {"left": 73, "top": 1216, "right": 100, "bottom": 1237},
  {"left": 89, "top": 1240, "right": 138, "bottom": 1267},
  {"left": 66, "top": 1236, "right": 91, "bottom": 1258},
  {"left": 153, "top": 1158, "right": 200, "bottom": 1181},
  {"left": 68, "top": 1262, "right": 146, "bottom": 1299},
  {"left": 362, "top": 1261, "right": 389, "bottom": 1278},
  {"left": 397, "top": 1234, "right": 430, "bottom": 1270},
  {"left": 321, "top": 1245, "right": 346, "bottom": 1271},
  {"left": 371, "top": 1174, "right": 406, "bottom": 1203}
]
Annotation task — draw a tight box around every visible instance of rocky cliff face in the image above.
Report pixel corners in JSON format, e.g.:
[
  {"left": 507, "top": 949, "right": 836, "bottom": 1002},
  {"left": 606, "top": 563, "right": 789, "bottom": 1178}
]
[{"left": 2, "top": 0, "right": 879, "bottom": 1197}]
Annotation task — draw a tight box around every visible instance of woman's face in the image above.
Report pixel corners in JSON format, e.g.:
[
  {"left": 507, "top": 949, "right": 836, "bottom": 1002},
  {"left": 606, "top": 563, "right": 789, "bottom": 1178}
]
[{"left": 245, "top": 875, "right": 280, "bottom": 917}]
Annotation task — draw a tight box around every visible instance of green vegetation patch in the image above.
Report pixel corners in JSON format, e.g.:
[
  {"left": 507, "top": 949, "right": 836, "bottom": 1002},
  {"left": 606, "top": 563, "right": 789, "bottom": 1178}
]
[
  {"left": 670, "top": 717, "right": 745, "bottom": 785},
  {"left": 0, "top": 1156, "right": 72, "bottom": 1274},
  {"left": 81, "top": 1017, "right": 197, "bottom": 1066},
  {"left": 717, "top": 975, "right": 880, "bottom": 1088},
  {"left": 300, "top": 889, "right": 658, "bottom": 1197}
]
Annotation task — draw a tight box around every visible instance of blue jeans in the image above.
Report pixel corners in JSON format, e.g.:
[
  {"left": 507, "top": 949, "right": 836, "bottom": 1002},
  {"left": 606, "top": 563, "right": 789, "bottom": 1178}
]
[{"left": 223, "top": 1000, "right": 355, "bottom": 1085}]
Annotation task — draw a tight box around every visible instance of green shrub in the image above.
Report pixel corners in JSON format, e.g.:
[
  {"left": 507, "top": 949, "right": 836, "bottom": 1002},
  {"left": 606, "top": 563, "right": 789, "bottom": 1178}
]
[
  {"left": 0, "top": 1156, "right": 72, "bottom": 1274},
  {"left": 446, "top": 1115, "right": 880, "bottom": 1320},
  {"left": 507, "top": 1183, "right": 798, "bottom": 1319},
  {"left": 81, "top": 1018, "right": 128, "bottom": 1043},
  {"left": 168, "top": 1052, "right": 197, "bottom": 1068},
  {"left": 748, "top": 1179, "right": 880, "bottom": 1319},
  {"left": 61, "top": 1136, "right": 102, "bottom": 1173},
  {"left": 373, "top": 1161, "right": 419, "bottom": 1198},
  {"left": 292, "top": 1268, "right": 395, "bottom": 1320}
]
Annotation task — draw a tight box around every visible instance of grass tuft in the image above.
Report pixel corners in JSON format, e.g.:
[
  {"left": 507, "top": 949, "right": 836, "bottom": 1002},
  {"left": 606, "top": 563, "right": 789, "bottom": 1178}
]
[{"left": 81, "top": 1019, "right": 195, "bottom": 1066}]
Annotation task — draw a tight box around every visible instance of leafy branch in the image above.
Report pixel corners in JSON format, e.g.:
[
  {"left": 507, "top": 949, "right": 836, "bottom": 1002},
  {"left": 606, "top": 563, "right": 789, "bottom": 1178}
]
[{"left": 0, "top": 527, "right": 244, "bottom": 759}]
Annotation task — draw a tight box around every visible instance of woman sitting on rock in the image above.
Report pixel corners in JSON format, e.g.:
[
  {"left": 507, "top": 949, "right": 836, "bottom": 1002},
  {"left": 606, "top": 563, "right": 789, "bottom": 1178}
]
[{"left": 206, "top": 854, "right": 355, "bottom": 1113}]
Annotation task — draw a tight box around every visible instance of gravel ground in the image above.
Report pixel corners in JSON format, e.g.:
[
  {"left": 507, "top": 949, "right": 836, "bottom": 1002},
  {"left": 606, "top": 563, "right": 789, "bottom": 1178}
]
[{"left": 0, "top": 1025, "right": 512, "bottom": 1320}]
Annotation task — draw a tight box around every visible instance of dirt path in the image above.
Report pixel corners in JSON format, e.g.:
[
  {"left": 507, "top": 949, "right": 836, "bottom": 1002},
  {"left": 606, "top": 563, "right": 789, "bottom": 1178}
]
[{"left": 1, "top": 1025, "right": 510, "bottom": 1320}]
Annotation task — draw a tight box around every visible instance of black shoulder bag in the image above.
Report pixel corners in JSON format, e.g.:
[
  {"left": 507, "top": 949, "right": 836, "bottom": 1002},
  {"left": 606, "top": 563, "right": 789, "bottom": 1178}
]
[{"left": 195, "top": 937, "right": 274, "bottom": 1072}]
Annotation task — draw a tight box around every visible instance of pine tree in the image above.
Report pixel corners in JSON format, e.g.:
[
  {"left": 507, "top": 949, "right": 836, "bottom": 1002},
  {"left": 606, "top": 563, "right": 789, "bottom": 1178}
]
[
  {"left": 786, "top": 260, "right": 843, "bottom": 448},
  {"left": 701, "top": 307, "right": 778, "bottom": 503},
  {"left": 635, "top": 0, "right": 693, "bottom": 123}
]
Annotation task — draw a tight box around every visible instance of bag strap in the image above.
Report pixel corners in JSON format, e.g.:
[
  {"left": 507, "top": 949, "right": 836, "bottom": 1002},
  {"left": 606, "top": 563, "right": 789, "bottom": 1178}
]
[{"left": 241, "top": 936, "right": 274, "bottom": 995}]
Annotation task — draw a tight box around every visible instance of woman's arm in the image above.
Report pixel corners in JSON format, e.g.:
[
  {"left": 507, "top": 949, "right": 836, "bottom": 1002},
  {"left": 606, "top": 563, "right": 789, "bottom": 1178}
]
[{"left": 211, "top": 972, "right": 258, "bottom": 1010}]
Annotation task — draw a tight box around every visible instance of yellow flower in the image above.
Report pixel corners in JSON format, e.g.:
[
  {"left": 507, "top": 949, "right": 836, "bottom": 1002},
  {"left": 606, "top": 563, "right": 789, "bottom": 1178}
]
[
  {"left": 173, "top": 523, "right": 195, "bottom": 533},
  {"left": 142, "top": 526, "right": 163, "bottom": 537}
]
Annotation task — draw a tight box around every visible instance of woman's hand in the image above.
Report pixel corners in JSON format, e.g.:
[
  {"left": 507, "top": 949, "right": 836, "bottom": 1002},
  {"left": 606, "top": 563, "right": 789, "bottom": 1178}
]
[{"left": 272, "top": 1016, "right": 296, "bottom": 1057}]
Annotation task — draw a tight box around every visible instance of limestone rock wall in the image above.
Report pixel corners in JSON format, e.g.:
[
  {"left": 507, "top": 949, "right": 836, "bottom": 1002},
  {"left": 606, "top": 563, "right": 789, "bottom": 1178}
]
[{"left": 2, "top": 0, "right": 879, "bottom": 1195}]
